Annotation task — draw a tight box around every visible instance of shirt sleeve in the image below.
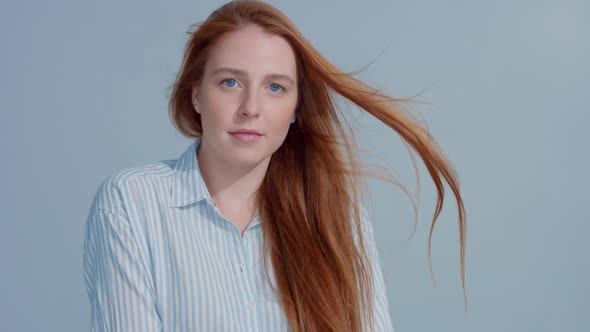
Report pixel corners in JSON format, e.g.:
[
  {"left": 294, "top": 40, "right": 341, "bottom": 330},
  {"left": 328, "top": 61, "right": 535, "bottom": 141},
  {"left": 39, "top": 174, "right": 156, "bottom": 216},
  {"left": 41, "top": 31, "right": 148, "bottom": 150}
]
[
  {"left": 83, "top": 208, "right": 162, "bottom": 332},
  {"left": 360, "top": 209, "right": 395, "bottom": 332}
]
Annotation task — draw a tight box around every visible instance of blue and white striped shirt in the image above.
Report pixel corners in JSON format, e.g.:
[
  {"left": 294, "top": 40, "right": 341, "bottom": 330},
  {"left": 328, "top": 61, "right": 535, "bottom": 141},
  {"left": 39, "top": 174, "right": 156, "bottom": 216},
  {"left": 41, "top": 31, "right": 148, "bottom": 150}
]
[{"left": 82, "top": 138, "right": 394, "bottom": 331}]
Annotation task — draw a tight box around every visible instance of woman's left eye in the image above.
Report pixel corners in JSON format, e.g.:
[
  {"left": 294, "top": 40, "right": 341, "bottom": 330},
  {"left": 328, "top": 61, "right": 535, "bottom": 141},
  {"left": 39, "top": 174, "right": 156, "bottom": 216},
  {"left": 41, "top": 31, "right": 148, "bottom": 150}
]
[{"left": 269, "top": 83, "right": 284, "bottom": 93}]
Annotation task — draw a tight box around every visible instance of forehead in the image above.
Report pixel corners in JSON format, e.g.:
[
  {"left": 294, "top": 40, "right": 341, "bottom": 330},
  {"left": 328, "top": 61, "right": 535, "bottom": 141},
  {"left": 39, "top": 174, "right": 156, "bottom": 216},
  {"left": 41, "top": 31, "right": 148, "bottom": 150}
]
[{"left": 204, "top": 24, "right": 297, "bottom": 79}]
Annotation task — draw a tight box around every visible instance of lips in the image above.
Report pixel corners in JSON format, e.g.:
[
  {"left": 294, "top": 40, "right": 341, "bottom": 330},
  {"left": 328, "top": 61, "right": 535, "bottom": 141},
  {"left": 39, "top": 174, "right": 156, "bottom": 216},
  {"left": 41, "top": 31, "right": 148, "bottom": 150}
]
[
  {"left": 229, "top": 129, "right": 263, "bottom": 136},
  {"left": 229, "top": 129, "right": 263, "bottom": 143}
]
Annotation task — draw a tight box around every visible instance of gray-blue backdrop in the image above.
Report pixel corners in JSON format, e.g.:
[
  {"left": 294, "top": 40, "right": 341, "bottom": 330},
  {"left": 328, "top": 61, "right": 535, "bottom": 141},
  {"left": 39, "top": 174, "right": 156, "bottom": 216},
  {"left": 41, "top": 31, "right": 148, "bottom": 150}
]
[{"left": 1, "top": 0, "right": 587, "bottom": 331}]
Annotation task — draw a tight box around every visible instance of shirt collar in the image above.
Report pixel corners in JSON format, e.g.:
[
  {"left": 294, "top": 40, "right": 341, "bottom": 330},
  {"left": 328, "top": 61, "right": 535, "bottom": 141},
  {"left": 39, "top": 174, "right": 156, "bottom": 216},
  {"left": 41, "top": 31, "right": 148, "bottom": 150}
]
[
  {"left": 170, "top": 138, "right": 212, "bottom": 208},
  {"left": 169, "top": 138, "right": 261, "bottom": 227}
]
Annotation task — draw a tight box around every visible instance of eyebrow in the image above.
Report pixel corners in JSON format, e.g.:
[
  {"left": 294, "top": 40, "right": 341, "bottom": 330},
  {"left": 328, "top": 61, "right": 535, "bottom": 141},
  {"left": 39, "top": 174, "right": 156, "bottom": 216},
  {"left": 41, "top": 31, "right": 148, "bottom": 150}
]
[{"left": 211, "top": 67, "right": 296, "bottom": 86}]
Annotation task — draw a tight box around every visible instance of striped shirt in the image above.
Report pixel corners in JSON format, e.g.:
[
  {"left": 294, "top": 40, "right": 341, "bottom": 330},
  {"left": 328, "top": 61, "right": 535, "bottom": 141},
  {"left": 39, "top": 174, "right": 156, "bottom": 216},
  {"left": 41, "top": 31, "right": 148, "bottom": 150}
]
[{"left": 82, "top": 138, "right": 394, "bottom": 331}]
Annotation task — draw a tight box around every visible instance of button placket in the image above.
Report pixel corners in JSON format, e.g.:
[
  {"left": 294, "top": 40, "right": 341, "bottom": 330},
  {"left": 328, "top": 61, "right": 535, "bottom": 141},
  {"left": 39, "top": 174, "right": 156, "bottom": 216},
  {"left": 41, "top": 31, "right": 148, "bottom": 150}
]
[
  {"left": 234, "top": 232, "right": 249, "bottom": 274},
  {"left": 245, "top": 301, "right": 255, "bottom": 310}
]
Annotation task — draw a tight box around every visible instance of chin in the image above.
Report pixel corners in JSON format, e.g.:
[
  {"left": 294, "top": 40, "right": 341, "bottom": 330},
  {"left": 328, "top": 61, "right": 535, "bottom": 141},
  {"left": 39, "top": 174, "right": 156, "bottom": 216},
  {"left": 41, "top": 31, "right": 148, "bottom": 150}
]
[{"left": 223, "top": 148, "right": 270, "bottom": 168}]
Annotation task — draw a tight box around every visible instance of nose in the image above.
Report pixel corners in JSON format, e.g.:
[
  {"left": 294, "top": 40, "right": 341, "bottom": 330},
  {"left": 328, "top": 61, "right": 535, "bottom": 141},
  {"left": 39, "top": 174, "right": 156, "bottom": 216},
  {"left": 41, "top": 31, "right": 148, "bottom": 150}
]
[{"left": 238, "top": 88, "right": 261, "bottom": 119}]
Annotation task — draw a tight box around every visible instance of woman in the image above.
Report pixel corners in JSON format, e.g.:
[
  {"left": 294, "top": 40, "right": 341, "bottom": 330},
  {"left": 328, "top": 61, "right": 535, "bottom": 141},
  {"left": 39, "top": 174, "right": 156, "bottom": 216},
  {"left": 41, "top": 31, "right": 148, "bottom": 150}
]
[{"left": 83, "top": 1, "right": 467, "bottom": 331}]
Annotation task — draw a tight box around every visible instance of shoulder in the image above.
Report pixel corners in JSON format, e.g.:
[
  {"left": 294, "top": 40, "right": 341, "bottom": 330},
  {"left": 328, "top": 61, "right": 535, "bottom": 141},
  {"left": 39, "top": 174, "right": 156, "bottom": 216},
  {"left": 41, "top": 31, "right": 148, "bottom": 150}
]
[
  {"left": 88, "top": 159, "right": 177, "bottom": 215},
  {"left": 351, "top": 202, "right": 376, "bottom": 246},
  {"left": 357, "top": 202, "right": 375, "bottom": 234}
]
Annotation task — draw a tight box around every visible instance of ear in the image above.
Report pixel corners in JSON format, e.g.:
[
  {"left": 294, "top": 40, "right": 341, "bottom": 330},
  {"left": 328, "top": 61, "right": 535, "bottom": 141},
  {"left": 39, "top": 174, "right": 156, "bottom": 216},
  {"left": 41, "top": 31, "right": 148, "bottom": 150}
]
[{"left": 191, "top": 85, "right": 200, "bottom": 113}]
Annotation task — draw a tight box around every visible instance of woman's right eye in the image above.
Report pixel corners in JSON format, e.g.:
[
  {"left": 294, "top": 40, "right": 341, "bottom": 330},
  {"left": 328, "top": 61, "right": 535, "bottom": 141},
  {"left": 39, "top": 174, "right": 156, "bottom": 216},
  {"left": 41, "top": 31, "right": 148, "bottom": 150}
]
[{"left": 221, "top": 78, "right": 238, "bottom": 88}]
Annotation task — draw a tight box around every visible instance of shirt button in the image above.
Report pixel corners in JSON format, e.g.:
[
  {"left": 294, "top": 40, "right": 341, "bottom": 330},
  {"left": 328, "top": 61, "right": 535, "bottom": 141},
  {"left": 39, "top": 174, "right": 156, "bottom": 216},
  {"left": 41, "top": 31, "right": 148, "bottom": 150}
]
[{"left": 246, "top": 302, "right": 254, "bottom": 310}]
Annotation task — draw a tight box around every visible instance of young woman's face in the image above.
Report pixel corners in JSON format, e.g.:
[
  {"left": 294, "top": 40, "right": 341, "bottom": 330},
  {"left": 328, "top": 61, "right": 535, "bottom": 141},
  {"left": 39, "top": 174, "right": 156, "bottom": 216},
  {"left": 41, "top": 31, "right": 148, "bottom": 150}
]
[{"left": 192, "top": 24, "right": 298, "bottom": 169}]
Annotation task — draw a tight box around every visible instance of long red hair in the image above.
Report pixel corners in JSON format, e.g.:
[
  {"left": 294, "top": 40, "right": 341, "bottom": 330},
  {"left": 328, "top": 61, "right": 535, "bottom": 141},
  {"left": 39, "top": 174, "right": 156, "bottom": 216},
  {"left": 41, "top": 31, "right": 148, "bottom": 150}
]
[{"left": 168, "top": 1, "right": 467, "bottom": 331}]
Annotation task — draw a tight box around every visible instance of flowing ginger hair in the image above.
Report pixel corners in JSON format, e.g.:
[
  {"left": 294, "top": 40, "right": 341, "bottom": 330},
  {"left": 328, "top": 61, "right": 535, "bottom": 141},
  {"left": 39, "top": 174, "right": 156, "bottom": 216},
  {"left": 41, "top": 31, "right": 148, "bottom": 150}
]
[{"left": 168, "top": 1, "right": 467, "bottom": 331}]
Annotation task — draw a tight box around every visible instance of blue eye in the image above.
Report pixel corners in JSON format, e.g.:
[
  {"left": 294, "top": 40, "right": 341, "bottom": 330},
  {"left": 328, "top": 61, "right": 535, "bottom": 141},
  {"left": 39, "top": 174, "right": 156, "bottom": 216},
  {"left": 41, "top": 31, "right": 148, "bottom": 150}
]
[
  {"left": 222, "top": 78, "right": 238, "bottom": 88},
  {"left": 269, "top": 83, "right": 284, "bottom": 93}
]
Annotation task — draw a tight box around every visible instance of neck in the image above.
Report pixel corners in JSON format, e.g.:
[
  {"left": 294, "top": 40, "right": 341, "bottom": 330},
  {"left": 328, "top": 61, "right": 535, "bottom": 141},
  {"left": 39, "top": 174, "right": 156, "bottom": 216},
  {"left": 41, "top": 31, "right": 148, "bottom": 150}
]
[{"left": 197, "top": 138, "right": 270, "bottom": 211}]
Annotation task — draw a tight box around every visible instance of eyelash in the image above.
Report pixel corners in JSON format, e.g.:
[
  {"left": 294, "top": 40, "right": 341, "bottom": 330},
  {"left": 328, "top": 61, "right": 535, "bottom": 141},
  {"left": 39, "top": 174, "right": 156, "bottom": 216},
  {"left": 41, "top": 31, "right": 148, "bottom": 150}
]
[{"left": 219, "top": 77, "right": 286, "bottom": 93}]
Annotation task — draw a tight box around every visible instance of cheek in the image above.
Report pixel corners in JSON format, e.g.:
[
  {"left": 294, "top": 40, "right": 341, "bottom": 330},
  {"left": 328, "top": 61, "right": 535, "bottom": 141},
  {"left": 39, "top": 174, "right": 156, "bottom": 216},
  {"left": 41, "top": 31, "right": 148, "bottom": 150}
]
[
  {"left": 267, "top": 111, "right": 294, "bottom": 132},
  {"left": 265, "top": 105, "right": 296, "bottom": 151},
  {"left": 269, "top": 96, "right": 297, "bottom": 125},
  {"left": 200, "top": 94, "right": 240, "bottom": 126}
]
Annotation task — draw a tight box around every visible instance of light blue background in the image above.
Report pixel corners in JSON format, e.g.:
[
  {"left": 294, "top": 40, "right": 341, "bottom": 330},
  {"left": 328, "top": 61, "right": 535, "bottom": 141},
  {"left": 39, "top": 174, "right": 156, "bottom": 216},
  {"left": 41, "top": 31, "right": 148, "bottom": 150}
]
[{"left": 1, "top": 0, "right": 588, "bottom": 331}]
